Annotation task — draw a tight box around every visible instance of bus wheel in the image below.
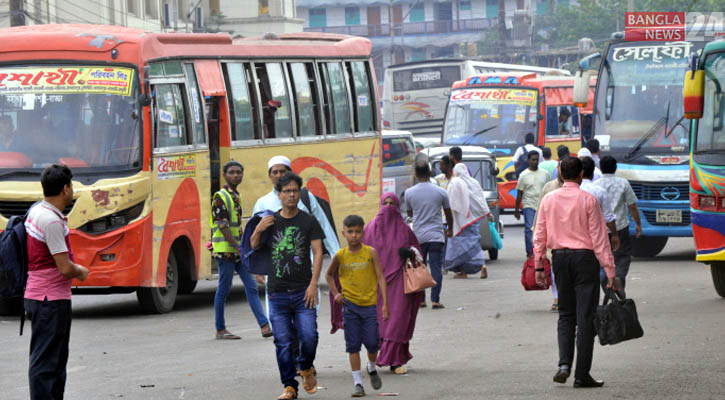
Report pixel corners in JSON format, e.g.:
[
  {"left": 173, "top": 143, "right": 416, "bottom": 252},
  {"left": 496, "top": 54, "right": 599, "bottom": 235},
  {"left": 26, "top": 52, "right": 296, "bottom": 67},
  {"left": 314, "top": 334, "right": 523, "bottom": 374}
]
[
  {"left": 0, "top": 297, "right": 22, "bottom": 316},
  {"left": 631, "top": 236, "right": 668, "bottom": 258},
  {"left": 711, "top": 262, "right": 725, "bottom": 298},
  {"left": 178, "top": 279, "right": 197, "bottom": 295},
  {"left": 488, "top": 248, "right": 498, "bottom": 261},
  {"left": 137, "top": 250, "right": 179, "bottom": 314}
]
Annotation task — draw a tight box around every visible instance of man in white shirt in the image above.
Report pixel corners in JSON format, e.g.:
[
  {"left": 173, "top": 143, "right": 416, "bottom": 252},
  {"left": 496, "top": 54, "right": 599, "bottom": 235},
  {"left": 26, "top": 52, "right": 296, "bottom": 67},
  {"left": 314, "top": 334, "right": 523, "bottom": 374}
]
[
  {"left": 515, "top": 150, "right": 550, "bottom": 257},
  {"left": 579, "top": 157, "right": 620, "bottom": 251},
  {"left": 511, "top": 133, "right": 543, "bottom": 165},
  {"left": 594, "top": 156, "right": 643, "bottom": 292}
]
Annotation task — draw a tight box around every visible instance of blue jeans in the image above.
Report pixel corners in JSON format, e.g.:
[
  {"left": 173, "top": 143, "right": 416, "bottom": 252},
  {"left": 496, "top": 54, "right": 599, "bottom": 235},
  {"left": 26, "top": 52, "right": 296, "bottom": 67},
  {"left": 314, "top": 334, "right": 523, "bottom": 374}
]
[
  {"left": 214, "top": 258, "right": 269, "bottom": 331},
  {"left": 523, "top": 208, "right": 536, "bottom": 257},
  {"left": 421, "top": 242, "right": 445, "bottom": 303},
  {"left": 269, "top": 290, "right": 319, "bottom": 390}
]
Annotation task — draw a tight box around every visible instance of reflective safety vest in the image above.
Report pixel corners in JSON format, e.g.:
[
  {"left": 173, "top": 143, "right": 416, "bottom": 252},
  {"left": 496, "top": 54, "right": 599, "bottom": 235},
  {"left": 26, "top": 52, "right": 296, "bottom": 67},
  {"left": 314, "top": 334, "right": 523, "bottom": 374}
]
[{"left": 210, "top": 188, "right": 242, "bottom": 254}]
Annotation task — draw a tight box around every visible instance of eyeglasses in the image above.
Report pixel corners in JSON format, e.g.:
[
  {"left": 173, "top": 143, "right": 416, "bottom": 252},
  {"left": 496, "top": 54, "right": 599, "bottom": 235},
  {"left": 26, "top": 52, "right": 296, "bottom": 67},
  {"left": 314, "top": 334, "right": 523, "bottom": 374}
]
[{"left": 281, "top": 189, "right": 300, "bottom": 194}]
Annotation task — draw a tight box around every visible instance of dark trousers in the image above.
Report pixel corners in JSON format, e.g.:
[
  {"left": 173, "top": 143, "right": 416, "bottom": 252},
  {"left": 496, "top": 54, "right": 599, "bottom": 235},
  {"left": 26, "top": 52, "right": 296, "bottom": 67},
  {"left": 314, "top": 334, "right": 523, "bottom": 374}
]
[
  {"left": 552, "top": 250, "right": 600, "bottom": 379},
  {"left": 600, "top": 227, "right": 632, "bottom": 290},
  {"left": 24, "top": 298, "right": 72, "bottom": 400},
  {"left": 421, "top": 242, "right": 445, "bottom": 303}
]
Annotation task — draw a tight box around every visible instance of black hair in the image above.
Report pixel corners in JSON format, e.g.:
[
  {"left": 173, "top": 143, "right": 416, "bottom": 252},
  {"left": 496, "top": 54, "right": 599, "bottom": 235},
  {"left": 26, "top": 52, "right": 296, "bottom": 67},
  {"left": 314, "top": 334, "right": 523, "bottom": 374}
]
[
  {"left": 581, "top": 156, "right": 595, "bottom": 179},
  {"left": 542, "top": 147, "right": 552, "bottom": 159},
  {"left": 600, "top": 155, "right": 617, "bottom": 174},
  {"left": 343, "top": 214, "right": 365, "bottom": 228},
  {"left": 525, "top": 133, "right": 535, "bottom": 144},
  {"left": 559, "top": 107, "right": 571, "bottom": 116},
  {"left": 41, "top": 164, "right": 73, "bottom": 197},
  {"left": 557, "top": 145, "right": 570, "bottom": 160},
  {"left": 268, "top": 164, "right": 292, "bottom": 175},
  {"left": 449, "top": 146, "right": 462, "bottom": 161},
  {"left": 414, "top": 161, "right": 431, "bottom": 178},
  {"left": 527, "top": 150, "right": 539, "bottom": 160},
  {"left": 274, "top": 172, "right": 303, "bottom": 192},
  {"left": 223, "top": 160, "right": 244, "bottom": 174},
  {"left": 560, "top": 157, "right": 582, "bottom": 180},
  {"left": 585, "top": 138, "right": 600, "bottom": 154},
  {"left": 440, "top": 155, "right": 451, "bottom": 166}
]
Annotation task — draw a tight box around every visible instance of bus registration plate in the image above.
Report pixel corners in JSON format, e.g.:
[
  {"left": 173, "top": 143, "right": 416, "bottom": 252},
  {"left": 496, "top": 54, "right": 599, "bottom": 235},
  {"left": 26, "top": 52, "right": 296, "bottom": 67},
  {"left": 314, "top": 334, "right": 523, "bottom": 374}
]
[{"left": 656, "top": 209, "right": 681, "bottom": 223}]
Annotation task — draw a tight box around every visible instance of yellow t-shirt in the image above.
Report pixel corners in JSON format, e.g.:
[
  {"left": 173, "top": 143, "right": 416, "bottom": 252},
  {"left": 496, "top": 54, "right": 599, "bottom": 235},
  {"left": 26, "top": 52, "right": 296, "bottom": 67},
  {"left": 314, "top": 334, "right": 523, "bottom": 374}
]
[{"left": 336, "top": 244, "right": 378, "bottom": 307}]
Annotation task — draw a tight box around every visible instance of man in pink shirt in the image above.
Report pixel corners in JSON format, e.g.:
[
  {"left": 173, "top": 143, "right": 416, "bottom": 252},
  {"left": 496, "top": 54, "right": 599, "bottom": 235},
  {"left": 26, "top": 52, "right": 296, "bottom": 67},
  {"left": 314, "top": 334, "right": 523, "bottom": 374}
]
[
  {"left": 533, "top": 157, "right": 616, "bottom": 389},
  {"left": 24, "top": 164, "right": 89, "bottom": 400}
]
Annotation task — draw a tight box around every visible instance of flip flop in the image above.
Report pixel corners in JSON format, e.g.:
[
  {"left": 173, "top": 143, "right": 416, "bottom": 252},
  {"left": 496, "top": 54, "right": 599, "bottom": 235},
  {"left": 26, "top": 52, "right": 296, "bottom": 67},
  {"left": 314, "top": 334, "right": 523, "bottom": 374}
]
[
  {"left": 216, "top": 332, "right": 241, "bottom": 340},
  {"left": 390, "top": 365, "right": 408, "bottom": 375}
]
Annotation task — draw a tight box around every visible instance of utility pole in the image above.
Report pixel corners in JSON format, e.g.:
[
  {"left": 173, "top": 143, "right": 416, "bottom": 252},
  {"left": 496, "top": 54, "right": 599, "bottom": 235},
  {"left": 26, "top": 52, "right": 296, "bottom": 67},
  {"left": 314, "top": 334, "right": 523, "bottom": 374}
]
[
  {"left": 498, "top": 0, "right": 506, "bottom": 55},
  {"left": 389, "top": 0, "right": 395, "bottom": 65},
  {"left": 10, "top": 0, "right": 26, "bottom": 26}
]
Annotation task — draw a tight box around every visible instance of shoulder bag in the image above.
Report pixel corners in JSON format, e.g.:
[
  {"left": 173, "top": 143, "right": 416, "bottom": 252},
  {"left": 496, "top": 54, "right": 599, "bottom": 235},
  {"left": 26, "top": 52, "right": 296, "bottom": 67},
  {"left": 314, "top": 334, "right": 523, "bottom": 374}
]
[
  {"left": 594, "top": 289, "right": 644, "bottom": 345},
  {"left": 403, "top": 247, "right": 437, "bottom": 294}
]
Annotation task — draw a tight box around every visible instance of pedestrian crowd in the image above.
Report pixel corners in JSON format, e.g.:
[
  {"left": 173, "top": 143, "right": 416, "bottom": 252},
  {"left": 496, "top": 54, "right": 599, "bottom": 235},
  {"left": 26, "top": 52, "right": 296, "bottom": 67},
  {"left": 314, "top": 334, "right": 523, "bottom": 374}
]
[{"left": 20, "top": 138, "right": 643, "bottom": 399}]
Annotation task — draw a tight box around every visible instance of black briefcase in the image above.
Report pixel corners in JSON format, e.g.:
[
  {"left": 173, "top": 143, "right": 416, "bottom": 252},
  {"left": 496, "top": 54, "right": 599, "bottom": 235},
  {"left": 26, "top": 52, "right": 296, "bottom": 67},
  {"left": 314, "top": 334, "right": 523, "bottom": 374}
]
[{"left": 594, "top": 289, "right": 644, "bottom": 346}]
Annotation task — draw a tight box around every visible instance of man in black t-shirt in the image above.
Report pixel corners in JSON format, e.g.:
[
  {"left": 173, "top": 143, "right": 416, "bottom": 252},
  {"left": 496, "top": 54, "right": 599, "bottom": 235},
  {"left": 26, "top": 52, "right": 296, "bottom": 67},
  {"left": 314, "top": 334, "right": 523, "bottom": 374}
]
[{"left": 251, "top": 172, "right": 325, "bottom": 400}]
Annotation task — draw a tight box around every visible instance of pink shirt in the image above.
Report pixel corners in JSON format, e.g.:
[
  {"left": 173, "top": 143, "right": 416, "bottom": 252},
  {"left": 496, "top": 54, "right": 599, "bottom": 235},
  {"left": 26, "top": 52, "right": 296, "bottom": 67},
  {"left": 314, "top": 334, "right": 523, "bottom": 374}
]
[
  {"left": 533, "top": 182, "right": 615, "bottom": 278},
  {"left": 24, "top": 201, "right": 74, "bottom": 301}
]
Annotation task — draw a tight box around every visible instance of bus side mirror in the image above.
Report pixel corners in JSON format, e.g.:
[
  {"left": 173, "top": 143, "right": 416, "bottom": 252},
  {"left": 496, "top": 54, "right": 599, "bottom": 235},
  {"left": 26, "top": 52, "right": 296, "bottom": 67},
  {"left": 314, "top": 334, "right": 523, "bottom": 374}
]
[
  {"left": 138, "top": 93, "right": 152, "bottom": 107},
  {"left": 683, "top": 69, "right": 704, "bottom": 119},
  {"left": 493, "top": 167, "right": 500, "bottom": 176},
  {"left": 573, "top": 69, "right": 590, "bottom": 107}
]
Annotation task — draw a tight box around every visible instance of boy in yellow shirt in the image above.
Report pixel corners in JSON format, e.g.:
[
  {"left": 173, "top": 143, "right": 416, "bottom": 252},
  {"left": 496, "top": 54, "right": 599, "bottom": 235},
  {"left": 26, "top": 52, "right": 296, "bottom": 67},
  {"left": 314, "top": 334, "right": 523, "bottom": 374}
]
[{"left": 326, "top": 215, "right": 389, "bottom": 397}]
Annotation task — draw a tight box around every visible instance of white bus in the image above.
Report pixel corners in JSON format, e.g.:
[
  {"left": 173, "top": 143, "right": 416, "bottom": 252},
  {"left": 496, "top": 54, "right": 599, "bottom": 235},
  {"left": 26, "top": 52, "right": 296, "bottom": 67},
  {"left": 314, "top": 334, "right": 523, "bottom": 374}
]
[{"left": 382, "top": 59, "right": 570, "bottom": 140}]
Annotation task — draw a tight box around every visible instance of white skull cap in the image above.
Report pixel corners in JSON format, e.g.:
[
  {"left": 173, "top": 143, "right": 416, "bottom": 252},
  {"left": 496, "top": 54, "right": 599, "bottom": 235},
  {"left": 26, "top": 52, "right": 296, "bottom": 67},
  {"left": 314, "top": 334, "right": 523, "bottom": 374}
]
[
  {"left": 268, "top": 155, "right": 291, "bottom": 170},
  {"left": 577, "top": 148, "right": 592, "bottom": 158}
]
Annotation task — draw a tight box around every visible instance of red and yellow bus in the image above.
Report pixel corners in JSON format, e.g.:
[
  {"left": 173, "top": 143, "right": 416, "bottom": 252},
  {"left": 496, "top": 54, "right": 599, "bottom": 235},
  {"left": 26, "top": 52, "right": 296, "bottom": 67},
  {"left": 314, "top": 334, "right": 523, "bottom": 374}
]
[{"left": 0, "top": 25, "right": 381, "bottom": 313}]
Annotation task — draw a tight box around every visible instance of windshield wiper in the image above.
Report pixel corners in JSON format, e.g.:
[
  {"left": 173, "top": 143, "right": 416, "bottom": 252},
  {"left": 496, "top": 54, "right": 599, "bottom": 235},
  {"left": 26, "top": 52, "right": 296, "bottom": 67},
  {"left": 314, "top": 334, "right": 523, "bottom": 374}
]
[
  {"left": 0, "top": 169, "right": 38, "bottom": 180},
  {"left": 461, "top": 125, "right": 498, "bottom": 146},
  {"left": 625, "top": 102, "right": 670, "bottom": 161}
]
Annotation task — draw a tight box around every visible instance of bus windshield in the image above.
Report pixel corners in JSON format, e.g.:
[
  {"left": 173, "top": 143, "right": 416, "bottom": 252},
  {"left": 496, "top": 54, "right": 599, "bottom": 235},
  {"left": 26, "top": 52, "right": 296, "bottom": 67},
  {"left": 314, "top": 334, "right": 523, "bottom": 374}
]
[
  {"left": 392, "top": 65, "right": 461, "bottom": 92},
  {"left": 595, "top": 41, "right": 699, "bottom": 154},
  {"left": 0, "top": 65, "right": 140, "bottom": 171},
  {"left": 443, "top": 87, "right": 538, "bottom": 150},
  {"left": 696, "top": 52, "right": 725, "bottom": 154}
]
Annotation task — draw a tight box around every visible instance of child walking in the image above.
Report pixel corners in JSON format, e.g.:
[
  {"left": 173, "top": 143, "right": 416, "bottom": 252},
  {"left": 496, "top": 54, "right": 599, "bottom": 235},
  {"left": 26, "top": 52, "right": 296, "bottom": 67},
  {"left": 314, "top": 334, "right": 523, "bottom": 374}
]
[{"left": 326, "top": 215, "right": 389, "bottom": 397}]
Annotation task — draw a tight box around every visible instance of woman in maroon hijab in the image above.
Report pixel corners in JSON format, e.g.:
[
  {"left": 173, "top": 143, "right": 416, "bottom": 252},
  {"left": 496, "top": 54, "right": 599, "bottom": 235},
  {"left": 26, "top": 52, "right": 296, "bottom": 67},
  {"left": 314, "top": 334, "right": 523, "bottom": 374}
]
[{"left": 363, "top": 192, "right": 422, "bottom": 374}]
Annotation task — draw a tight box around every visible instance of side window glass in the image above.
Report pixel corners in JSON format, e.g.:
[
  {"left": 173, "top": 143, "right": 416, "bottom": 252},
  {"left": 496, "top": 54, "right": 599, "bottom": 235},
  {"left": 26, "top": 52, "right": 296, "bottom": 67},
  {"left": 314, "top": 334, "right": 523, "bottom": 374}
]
[
  {"left": 184, "top": 64, "right": 206, "bottom": 144},
  {"left": 318, "top": 63, "right": 334, "bottom": 134},
  {"left": 349, "top": 61, "right": 375, "bottom": 132},
  {"left": 154, "top": 84, "right": 188, "bottom": 148},
  {"left": 325, "top": 62, "right": 351, "bottom": 134},
  {"left": 255, "top": 62, "right": 293, "bottom": 139},
  {"left": 225, "top": 63, "right": 257, "bottom": 140},
  {"left": 289, "top": 62, "right": 318, "bottom": 136}
]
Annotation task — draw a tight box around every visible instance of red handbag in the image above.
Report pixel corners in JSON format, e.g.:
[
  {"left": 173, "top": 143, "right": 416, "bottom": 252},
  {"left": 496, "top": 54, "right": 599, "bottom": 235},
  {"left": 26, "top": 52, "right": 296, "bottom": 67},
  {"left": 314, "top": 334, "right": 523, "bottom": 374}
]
[{"left": 521, "top": 256, "right": 552, "bottom": 291}]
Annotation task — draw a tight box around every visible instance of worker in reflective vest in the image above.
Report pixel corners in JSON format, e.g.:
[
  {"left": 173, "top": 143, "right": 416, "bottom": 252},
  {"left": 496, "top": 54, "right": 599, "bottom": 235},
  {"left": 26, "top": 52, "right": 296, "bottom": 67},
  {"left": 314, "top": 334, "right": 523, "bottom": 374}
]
[{"left": 210, "top": 160, "right": 272, "bottom": 340}]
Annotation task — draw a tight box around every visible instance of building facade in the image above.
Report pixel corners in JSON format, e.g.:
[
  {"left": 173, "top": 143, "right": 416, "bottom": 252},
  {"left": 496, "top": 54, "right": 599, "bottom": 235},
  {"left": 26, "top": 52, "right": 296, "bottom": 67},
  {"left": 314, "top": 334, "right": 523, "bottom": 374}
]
[{"left": 2, "top": 1, "right": 303, "bottom": 38}]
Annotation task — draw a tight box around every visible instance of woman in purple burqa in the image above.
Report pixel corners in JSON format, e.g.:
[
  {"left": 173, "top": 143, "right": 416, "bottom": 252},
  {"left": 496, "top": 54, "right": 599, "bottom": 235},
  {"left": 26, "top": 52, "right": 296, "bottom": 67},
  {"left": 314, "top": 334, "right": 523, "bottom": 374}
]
[{"left": 364, "top": 192, "right": 422, "bottom": 373}]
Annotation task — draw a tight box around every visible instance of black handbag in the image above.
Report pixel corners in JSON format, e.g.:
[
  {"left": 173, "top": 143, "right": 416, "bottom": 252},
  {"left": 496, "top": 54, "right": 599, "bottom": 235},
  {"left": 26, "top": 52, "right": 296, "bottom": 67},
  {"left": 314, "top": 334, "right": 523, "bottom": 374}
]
[{"left": 594, "top": 289, "right": 644, "bottom": 346}]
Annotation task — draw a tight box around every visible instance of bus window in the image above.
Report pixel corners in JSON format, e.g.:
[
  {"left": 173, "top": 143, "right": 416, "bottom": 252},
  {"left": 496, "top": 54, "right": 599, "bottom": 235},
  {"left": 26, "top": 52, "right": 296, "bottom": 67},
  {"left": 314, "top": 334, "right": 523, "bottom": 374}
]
[
  {"left": 322, "top": 62, "right": 352, "bottom": 134},
  {"left": 184, "top": 64, "right": 206, "bottom": 144},
  {"left": 318, "top": 62, "right": 334, "bottom": 134},
  {"left": 288, "top": 62, "right": 318, "bottom": 136},
  {"left": 348, "top": 61, "right": 375, "bottom": 133},
  {"left": 255, "top": 62, "right": 293, "bottom": 139},
  {"left": 154, "top": 84, "right": 189, "bottom": 148},
  {"left": 545, "top": 106, "right": 578, "bottom": 136},
  {"left": 224, "top": 62, "right": 259, "bottom": 141}
]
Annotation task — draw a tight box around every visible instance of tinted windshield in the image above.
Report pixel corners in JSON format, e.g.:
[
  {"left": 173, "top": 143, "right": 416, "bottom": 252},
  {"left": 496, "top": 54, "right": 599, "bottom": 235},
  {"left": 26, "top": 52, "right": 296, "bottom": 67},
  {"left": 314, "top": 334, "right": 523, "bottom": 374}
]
[
  {"left": 393, "top": 66, "right": 461, "bottom": 92},
  {"left": 594, "top": 41, "right": 702, "bottom": 154},
  {"left": 382, "top": 135, "right": 416, "bottom": 168},
  {"left": 695, "top": 52, "right": 725, "bottom": 154},
  {"left": 0, "top": 65, "right": 140, "bottom": 171},
  {"left": 442, "top": 87, "right": 538, "bottom": 152}
]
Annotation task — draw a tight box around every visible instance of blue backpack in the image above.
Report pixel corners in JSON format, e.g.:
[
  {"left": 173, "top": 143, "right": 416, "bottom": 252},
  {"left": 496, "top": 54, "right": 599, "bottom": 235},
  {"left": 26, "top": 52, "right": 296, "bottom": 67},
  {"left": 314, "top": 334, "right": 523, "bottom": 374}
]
[{"left": 0, "top": 208, "right": 32, "bottom": 335}]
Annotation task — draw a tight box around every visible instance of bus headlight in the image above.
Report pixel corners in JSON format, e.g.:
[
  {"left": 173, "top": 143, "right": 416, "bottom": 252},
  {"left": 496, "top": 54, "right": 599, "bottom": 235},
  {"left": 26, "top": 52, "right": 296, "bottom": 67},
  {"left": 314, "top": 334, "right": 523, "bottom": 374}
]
[{"left": 79, "top": 202, "right": 145, "bottom": 235}]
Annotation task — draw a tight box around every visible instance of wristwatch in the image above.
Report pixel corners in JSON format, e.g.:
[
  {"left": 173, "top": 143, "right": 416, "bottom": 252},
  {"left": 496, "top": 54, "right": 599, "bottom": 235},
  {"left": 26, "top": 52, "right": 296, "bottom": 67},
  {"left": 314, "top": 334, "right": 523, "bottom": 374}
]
[{"left": 535, "top": 268, "right": 545, "bottom": 272}]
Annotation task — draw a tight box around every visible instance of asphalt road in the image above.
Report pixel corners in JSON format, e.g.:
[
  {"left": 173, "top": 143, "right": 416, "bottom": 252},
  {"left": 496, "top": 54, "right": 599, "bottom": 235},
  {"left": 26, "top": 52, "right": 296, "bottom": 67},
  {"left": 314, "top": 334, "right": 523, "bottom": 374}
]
[{"left": 2, "top": 216, "right": 725, "bottom": 400}]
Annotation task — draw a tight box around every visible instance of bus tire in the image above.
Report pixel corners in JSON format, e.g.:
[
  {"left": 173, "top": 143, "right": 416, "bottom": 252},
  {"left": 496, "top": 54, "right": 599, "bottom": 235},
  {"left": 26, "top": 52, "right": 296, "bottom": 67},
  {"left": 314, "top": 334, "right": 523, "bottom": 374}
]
[
  {"left": 488, "top": 248, "right": 498, "bottom": 261},
  {"left": 711, "top": 262, "right": 725, "bottom": 298},
  {"left": 0, "top": 297, "right": 22, "bottom": 316},
  {"left": 178, "top": 279, "right": 197, "bottom": 295},
  {"left": 631, "top": 236, "right": 668, "bottom": 258},
  {"left": 137, "top": 249, "right": 179, "bottom": 314}
]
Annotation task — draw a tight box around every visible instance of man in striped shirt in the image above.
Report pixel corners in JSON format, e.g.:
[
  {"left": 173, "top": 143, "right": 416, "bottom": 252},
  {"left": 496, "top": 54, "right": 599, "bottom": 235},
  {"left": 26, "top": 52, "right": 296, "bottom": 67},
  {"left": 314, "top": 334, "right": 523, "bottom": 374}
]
[{"left": 24, "top": 164, "right": 89, "bottom": 400}]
